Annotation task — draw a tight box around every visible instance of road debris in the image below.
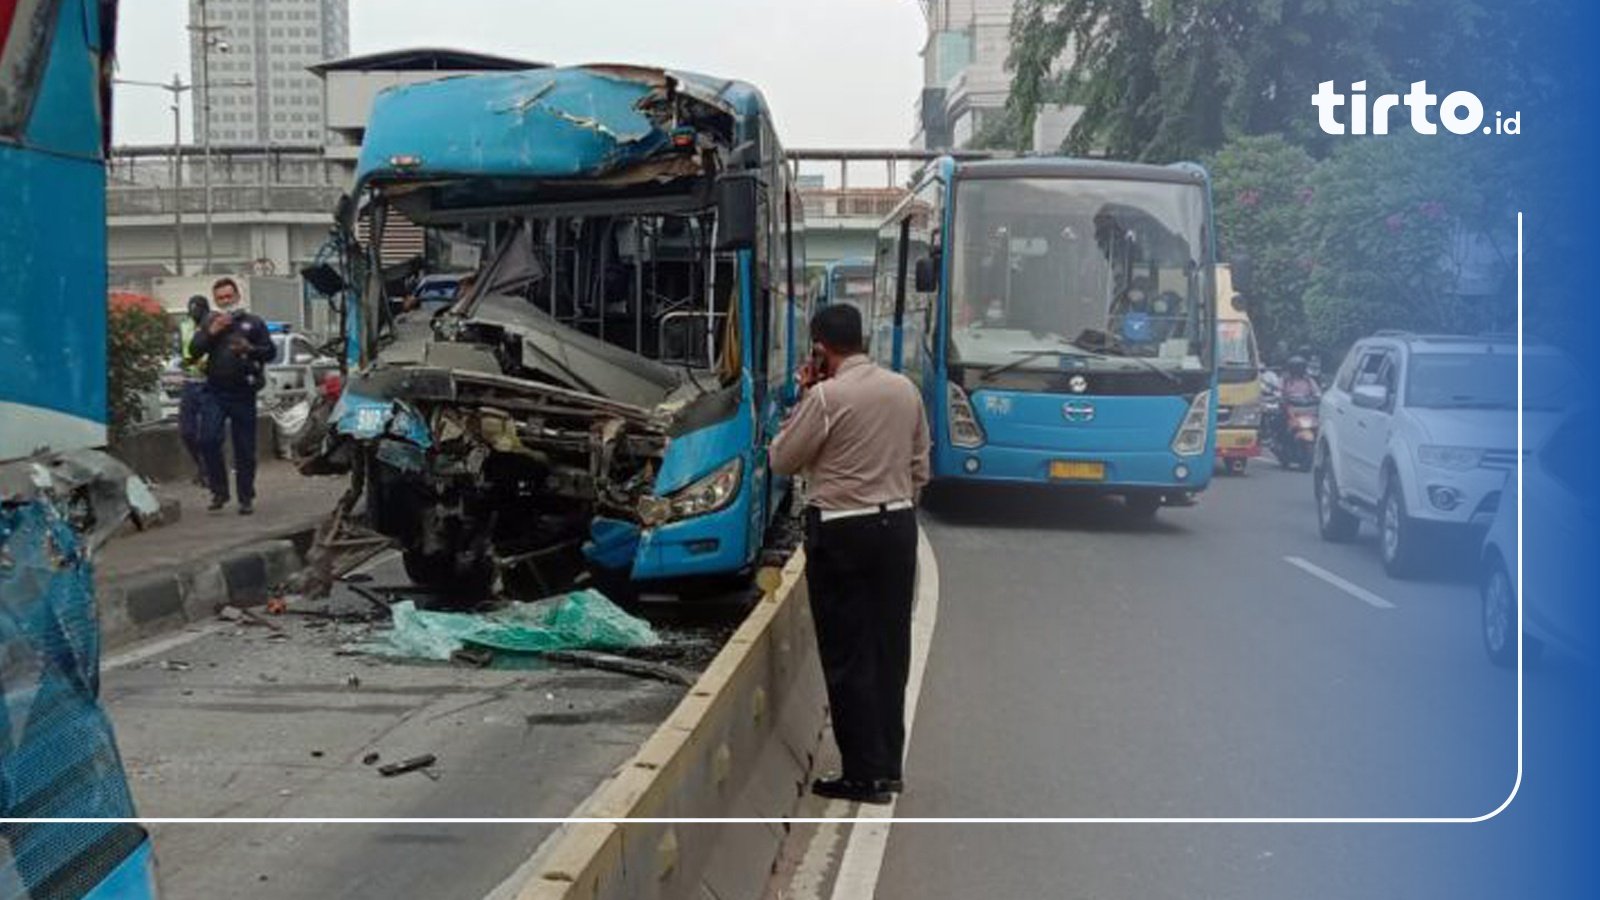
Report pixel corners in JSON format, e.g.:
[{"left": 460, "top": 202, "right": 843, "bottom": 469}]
[
  {"left": 265, "top": 597, "right": 289, "bottom": 615},
  {"left": 361, "top": 752, "right": 381, "bottom": 766},
  {"left": 377, "top": 754, "right": 437, "bottom": 778},
  {"left": 540, "top": 649, "right": 695, "bottom": 686},
  {"left": 160, "top": 660, "right": 192, "bottom": 672}
]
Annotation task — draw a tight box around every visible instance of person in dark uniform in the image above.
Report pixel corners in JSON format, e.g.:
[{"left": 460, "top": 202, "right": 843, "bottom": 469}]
[
  {"left": 188, "top": 287, "right": 275, "bottom": 514},
  {"left": 771, "top": 304, "right": 931, "bottom": 804}
]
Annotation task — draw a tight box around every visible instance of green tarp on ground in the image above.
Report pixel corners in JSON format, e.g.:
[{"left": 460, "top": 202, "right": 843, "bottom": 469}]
[{"left": 360, "top": 589, "right": 660, "bottom": 661}]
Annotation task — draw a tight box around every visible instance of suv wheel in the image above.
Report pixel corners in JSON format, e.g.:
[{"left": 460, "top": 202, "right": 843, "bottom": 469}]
[
  {"left": 1315, "top": 455, "right": 1359, "bottom": 542},
  {"left": 1481, "top": 555, "right": 1515, "bottom": 667},
  {"left": 1379, "top": 479, "right": 1421, "bottom": 577}
]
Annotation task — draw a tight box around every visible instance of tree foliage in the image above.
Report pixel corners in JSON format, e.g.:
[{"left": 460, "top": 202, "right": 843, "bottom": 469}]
[
  {"left": 1206, "top": 134, "right": 1315, "bottom": 360},
  {"left": 107, "top": 292, "right": 173, "bottom": 441},
  {"left": 1297, "top": 138, "right": 1513, "bottom": 360},
  {"left": 1005, "top": 0, "right": 1525, "bottom": 162}
]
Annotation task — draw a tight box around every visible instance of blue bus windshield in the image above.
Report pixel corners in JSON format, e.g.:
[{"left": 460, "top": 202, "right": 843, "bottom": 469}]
[{"left": 948, "top": 177, "right": 1212, "bottom": 377}]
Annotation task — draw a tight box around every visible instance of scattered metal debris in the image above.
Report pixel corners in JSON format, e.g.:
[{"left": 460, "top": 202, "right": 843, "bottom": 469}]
[
  {"left": 539, "top": 650, "right": 695, "bottom": 686},
  {"left": 377, "top": 754, "right": 437, "bottom": 778}
]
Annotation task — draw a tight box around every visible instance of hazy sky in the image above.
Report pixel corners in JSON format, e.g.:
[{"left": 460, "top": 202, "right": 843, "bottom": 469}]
[{"left": 111, "top": 0, "right": 927, "bottom": 149}]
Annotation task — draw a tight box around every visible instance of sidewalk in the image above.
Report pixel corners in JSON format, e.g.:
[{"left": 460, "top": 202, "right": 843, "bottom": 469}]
[{"left": 95, "top": 460, "right": 347, "bottom": 649}]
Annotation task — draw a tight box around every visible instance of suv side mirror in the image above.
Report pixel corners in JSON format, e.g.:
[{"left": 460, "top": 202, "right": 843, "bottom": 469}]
[
  {"left": 914, "top": 255, "right": 938, "bottom": 293},
  {"left": 715, "top": 173, "right": 759, "bottom": 252},
  {"left": 1351, "top": 383, "right": 1388, "bottom": 410}
]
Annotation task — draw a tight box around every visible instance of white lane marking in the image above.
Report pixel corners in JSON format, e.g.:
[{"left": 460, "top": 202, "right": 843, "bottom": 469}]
[
  {"left": 827, "top": 529, "right": 941, "bottom": 900},
  {"left": 786, "top": 800, "right": 851, "bottom": 900},
  {"left": 103, "top": 621, "right": 228, "bottom": 672},
  {"left": 1283, "top": 556, "right": 1395, "bottom": 610}
]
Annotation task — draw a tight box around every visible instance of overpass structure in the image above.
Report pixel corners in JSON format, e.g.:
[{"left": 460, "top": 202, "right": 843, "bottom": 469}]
[{"left": 106, "top": 146, "right": 1010, "bottom": 290}]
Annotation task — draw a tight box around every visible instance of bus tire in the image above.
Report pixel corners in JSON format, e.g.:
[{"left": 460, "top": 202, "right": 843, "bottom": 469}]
[{"left": 1124, "top": 493, "right": 1162, "bottom": 520}]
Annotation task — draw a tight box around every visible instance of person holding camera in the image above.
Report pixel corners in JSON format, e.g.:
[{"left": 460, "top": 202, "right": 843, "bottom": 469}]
[{"left": 188, "top": 278, "right": 276, "bottom": 514}]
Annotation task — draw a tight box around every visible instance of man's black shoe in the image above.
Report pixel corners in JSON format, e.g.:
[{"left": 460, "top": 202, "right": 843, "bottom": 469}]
[
  {"left": 207, "top": 495, "right": 228, "bottom": 512},
  {"left": 812, "top": 777, "right": 893, "bottom": 805},
  {"left": 238, "top": 501, "right": 254, "bottom": 516}
]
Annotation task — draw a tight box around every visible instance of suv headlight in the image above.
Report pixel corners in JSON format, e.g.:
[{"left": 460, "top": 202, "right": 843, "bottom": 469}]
[
  {"left": 947, "top": 382, "right": 986, "bottom": 449},
  {"left": 1416, "top": 445, "right": 1483, "bottom": 471},
  {"left": 1171, "top": 390, "right": 1212, "bottom": 457},
  {"left": 640, "top": 457, "right": 743, "bottom": 525}
]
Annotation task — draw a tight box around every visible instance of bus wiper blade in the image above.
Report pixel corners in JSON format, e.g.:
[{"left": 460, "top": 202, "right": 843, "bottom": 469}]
[
  {"left": 1070, "top": 340, "right": 1182, "bottom": 385},
  {"left": 977, "top": 348, "right": 1095, "bottom": 384}
]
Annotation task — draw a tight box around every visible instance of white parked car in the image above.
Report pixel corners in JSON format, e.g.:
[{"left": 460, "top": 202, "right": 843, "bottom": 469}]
[
  {"left": 1313, "top": 332, "right": 1578, "bottom": 577},
  {"left": 1480, "top": 413, "right": 1595, "bottom": 667}
]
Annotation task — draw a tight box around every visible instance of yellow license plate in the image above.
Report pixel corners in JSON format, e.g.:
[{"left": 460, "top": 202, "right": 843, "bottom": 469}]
[{"left": 1049, "top": 460, "right": 1106, "bottom": 481}]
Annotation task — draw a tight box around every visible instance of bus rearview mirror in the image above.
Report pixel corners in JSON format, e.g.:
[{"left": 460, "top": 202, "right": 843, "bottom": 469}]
[
  {"left": 715, "top": 174, "right": 759, "bottom": 252},
  {"left": 914, "top": 256, "right": 938, "bottom": 293}
]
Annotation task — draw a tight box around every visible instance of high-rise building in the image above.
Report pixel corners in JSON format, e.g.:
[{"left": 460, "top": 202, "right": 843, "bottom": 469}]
[
  {"left": 912, "top": 0, "right": 1079, "bottom": 151},
  {"left": 188, "top": 0, "right": 350, "bottom": 145}
]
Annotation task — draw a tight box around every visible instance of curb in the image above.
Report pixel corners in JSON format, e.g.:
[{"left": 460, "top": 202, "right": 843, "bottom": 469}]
[
  {"left": 95, "top": 531, "right": 312, "bottom": 651},
  {"left": 511, "top": 549, "right": 827, "bottom": 900}
]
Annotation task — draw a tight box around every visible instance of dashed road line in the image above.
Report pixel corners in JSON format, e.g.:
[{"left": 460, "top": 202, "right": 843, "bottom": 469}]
[{"left": 1283, "top": 556, "right": 1396, "bottom": 610}]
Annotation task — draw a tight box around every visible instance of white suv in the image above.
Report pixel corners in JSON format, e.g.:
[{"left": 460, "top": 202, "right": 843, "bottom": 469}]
[{"left": 1313, "top": 333, "right": 1576, "bottom": 577}]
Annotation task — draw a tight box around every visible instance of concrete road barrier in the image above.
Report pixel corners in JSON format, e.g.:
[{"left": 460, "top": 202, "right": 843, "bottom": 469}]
[
  {"left": 96, "top": 536, "right": 307, "bottom": 650},
  {"left": 514, "top": 549, "right": 826, "bottom": 900}
]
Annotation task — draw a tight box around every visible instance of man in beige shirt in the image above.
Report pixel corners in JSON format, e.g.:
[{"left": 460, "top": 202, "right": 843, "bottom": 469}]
[{"left": 771, "top": 304, "right": 930, "bottom": 805}]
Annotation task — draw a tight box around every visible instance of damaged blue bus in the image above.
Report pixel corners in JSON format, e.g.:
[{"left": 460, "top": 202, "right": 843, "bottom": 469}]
[
  {"left": 310, "top": 65, "right": 808, "bottom": 597},
  {"left": 869, "top": 158, "right": 1219, "bottom": 517},
  {"left": 2, "top": 0, "right": 161, "bottom": 897}
]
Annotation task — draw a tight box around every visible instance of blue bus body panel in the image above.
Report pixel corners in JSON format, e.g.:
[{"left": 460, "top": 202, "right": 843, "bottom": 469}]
[
  {"left": 84, "top": 839, "right": 159, "bottom": 900},
  {"left": 930, "top": 388, "right": 1214, "bottom": 489},
  {"left": 356, "top": 66, "right": 772, "bottom": 189},
  {"left": 0, "top": 0, "right": 110, "bottom": 461},
  {"left": 970, "top": 390, "right": 1188, "bottom": 453},
  {"left": 633, "top": 375, "right": 759, "bottom": 580}
]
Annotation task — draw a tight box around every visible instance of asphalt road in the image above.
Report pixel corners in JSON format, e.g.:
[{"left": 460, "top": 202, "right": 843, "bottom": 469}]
[
  {"left": 866, "top": 461, "right": 1564, "bottom": 899},
  {"left": 101, "top": 553, "right": 739, "bottom": 900}
]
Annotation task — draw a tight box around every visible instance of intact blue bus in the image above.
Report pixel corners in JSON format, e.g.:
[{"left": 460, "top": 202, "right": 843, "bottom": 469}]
[
  {"left": 2, "top": 1, "right": 161, "bottom": 896},
  {"left": 868, "top": 157, "right": 1219, "bottom": 517},
  {"left": 320, "top": 65, "right": 809, "bottom": 592}
]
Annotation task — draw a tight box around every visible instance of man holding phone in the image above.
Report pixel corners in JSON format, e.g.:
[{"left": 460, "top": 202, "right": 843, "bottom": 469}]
[
  {"left": 188, "top": 277, "right": 276, "bottom": 514},
  {"left": 771, "top": 304, "right": 931, "bottom": 805}
]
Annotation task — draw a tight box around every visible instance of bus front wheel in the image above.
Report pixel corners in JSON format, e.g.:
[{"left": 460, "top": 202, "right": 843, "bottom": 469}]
[{"left": 1124, "top": 493, "right": 1162, "bottom": 520}]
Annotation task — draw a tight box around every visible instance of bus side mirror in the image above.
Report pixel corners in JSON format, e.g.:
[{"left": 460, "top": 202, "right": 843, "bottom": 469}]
[
  {"left": 1229, "top": 253, "right": 1255, "bottom": 294},
  {"left": 1230, "top": 292, "right": 1248, "bottom": 313},
  {"left": 914, "top": 256, "right": 938, "bottom": 293},
  {"left": 715, "top": 173, "right": 759, "bottom": 252}
]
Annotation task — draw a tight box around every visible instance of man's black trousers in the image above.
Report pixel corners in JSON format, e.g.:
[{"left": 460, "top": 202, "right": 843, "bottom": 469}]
[
  {"left": 804, "top": 506, "right": 917, "bottom": 783},
  {"left": 200, "top": 389, "right": 259, "bottom": 504}
]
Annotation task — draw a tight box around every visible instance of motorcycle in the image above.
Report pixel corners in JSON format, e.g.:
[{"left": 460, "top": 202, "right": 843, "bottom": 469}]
[{"left": 1262, "top": 388, "right": 1320, "bottom": 471}]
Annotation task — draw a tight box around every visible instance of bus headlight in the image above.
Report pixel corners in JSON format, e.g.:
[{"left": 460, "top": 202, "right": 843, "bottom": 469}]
[
  {"left": 1171, "top": 390, "right": 1212, "bottom": 457},
  {"left": 947, "top": 382, "right": 986, "bottom": 449},
  {"left": 641, "top": 457, "right": 743, "bottom": 525}
]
